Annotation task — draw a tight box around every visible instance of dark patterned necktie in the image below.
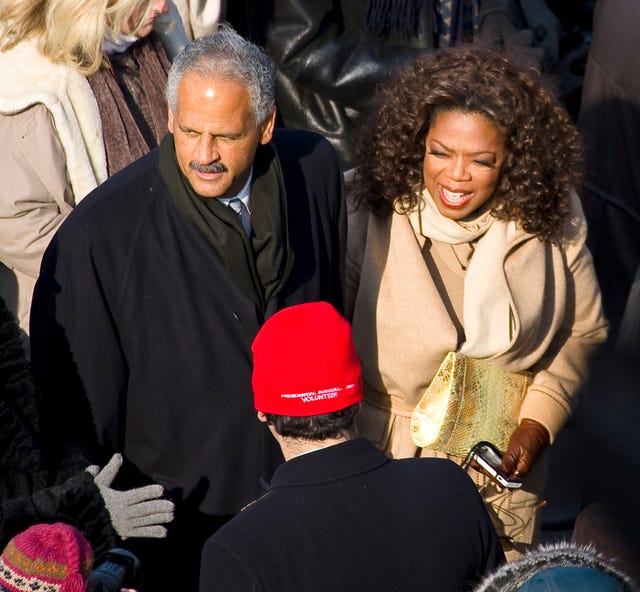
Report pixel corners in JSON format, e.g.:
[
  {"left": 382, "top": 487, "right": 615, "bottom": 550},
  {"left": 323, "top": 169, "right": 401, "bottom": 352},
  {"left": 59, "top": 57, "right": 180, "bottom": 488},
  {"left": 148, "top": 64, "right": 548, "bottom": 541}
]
[{"left": 228, "top": 197, "right": 251, "bottom": 234}]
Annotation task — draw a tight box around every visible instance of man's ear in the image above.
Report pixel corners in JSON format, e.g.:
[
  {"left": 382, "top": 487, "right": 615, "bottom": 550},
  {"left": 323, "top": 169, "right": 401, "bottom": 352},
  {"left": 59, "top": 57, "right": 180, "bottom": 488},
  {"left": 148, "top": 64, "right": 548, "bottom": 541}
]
[
  {"left": 259, "top": 109, "right": 277, "bottom": 145},
  {"left": 257, "top": 411, "right": 268, "bottom": 423}
]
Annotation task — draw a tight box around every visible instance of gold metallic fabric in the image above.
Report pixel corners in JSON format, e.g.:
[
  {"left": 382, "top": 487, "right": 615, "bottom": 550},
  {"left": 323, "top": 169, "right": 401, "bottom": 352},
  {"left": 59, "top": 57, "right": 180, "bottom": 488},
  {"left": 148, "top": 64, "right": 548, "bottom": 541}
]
[{"left": 411, "top": 352, "right": 531, "bottom": 456}]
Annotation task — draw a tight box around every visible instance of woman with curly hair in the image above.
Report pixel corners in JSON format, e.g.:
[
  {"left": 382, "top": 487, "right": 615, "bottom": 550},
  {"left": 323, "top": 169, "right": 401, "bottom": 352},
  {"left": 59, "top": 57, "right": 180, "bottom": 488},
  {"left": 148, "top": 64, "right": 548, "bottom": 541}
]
[{"left": 346, "top": 44, "right": 608, "bottom": 558}]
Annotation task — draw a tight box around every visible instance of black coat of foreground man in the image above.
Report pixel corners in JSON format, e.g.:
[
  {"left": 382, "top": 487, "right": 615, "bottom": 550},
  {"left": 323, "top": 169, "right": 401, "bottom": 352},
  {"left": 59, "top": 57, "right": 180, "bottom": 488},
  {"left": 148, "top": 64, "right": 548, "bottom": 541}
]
[{"left": 200, "top": 302, "right": 505, "bottom": 591}]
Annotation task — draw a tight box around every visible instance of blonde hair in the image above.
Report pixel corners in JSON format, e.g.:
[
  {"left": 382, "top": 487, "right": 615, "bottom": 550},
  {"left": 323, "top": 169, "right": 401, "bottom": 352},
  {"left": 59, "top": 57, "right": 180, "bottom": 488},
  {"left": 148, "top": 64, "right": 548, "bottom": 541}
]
[{"left": 0, "top": 0, "right": 156, "bottom": 75}]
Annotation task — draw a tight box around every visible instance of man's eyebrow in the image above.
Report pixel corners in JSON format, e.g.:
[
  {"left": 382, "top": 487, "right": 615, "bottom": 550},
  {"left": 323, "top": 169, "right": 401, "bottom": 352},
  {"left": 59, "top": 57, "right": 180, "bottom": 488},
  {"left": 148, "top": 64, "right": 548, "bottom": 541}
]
[{"left": 178, "top": 124, "right": 242, "bottom": 139}]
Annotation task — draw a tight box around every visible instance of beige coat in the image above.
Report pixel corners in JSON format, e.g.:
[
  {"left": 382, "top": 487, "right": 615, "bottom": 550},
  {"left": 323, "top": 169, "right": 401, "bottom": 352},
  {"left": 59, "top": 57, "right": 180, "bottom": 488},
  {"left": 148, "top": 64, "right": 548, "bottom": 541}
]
[
  {"left": 346, "top": 192, "right": 608, "bottom": 444},
  {"left": 0, "top": 40, "right": 106, "bottom": 337}
]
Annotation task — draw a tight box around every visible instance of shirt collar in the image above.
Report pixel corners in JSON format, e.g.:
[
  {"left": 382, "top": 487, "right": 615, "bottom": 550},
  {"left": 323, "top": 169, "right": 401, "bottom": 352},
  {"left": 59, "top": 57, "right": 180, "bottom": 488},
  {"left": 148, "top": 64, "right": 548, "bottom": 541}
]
[
  {"left": 267, "top": 438, "right": 390, "bottom": 489},
  {"left": 218, "top": 168, "right": 253, "bottom": 212}
]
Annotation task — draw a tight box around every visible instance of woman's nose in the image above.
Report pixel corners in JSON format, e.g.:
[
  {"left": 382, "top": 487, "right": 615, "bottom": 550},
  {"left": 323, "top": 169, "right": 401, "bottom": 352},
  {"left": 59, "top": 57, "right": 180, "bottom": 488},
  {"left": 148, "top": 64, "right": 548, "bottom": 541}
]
[{"left": 449, "top": 158, "right": 471, "bottom": 181}]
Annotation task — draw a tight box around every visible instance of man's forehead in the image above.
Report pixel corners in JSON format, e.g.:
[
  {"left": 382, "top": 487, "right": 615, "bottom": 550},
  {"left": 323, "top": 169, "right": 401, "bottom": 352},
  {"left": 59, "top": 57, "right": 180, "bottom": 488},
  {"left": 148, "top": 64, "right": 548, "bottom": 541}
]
[
  {"left": 178, "top": 71, "right": 247, "bottom": 92},
  {"left": 174, "top": 74, "right": 249, "bottom": 106}
]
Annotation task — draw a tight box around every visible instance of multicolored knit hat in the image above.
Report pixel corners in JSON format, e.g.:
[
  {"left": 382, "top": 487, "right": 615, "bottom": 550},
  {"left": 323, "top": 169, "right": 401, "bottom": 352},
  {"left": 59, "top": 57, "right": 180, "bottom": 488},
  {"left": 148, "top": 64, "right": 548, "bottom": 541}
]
[
  {"left": 252, "top": 302, "right": 363, "bottom": 416},
  {"left": 0, "top": 523, "right": 93, "bottom": 592}
]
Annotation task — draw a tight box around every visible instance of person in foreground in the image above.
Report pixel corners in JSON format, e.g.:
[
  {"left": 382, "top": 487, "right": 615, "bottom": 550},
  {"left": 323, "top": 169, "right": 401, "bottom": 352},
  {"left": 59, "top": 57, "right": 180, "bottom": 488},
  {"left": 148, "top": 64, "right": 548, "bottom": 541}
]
[
  {"left": 199, "top": 301, "right": 505, "bottom": 591},
  {"left": 30, "top": 26, "right": 345, "bottom": 592},
  {"left": 346, "top": 44, "right": 608, "bottom": 557}
]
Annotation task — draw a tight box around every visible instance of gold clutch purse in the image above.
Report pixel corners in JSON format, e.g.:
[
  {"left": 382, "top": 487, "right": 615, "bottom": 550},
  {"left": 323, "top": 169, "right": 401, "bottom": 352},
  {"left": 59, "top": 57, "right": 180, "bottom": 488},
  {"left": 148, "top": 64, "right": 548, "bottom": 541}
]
[{"left": 410, "top": 352, "right": 532, "bottom": 457}]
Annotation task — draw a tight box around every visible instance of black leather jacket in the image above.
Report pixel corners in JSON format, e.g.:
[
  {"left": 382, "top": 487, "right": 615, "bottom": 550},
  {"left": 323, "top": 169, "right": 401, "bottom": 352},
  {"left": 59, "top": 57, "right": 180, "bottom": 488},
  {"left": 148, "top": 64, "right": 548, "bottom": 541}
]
[{"left": 227, "top": 0, "right": 526, "bottom": 168}]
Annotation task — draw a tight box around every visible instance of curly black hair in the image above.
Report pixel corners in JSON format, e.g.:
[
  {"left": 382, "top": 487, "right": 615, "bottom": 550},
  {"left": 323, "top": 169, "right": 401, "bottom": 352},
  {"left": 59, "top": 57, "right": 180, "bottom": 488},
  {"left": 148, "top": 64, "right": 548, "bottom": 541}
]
[{"left": 352, "top": 44, "right": 583, "bottom": 242}]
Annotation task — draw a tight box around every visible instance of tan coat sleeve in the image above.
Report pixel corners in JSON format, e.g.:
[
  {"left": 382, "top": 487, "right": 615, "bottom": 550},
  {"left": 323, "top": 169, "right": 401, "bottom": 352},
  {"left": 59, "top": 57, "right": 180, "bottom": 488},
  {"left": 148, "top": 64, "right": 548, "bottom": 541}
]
[
  {"left": 0, "top": 105, "right": 75, "bottom": 334},
  {"left": 520, "top": 214, "right": 608, "bottom": 442},
  {"left": 0, "top": 105, "right": 74, "bottom": 278}
]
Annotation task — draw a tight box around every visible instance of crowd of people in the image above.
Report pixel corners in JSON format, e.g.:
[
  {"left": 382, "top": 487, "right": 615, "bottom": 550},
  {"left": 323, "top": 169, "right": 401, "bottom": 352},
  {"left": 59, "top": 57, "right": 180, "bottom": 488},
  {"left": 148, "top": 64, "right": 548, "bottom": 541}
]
[{"left": 1, "top": 0, "right": 638, "bottom": 590}]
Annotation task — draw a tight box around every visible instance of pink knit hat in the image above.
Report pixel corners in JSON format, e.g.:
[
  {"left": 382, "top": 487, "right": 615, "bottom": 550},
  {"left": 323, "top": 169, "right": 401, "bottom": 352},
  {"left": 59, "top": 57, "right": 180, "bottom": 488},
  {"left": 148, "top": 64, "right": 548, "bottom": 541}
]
[
  {"left": 0, "top": 523, "right": 93, "bottom": 592},
  {"left": 252, "top": 302, "right": 363, "bottom": 416}
]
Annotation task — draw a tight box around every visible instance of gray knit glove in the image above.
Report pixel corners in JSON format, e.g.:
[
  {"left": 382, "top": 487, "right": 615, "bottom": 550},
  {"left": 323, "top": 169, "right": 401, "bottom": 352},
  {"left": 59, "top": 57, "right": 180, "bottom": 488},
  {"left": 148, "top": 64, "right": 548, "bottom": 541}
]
[{"left": 91, "top": 453, "right": 174, "bottom": 540}]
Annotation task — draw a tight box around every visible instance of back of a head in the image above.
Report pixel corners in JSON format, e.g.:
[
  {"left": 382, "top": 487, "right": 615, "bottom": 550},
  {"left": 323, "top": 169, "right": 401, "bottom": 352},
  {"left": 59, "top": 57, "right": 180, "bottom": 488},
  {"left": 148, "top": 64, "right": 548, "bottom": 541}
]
[
  {"left": 0, "top": 522, "right": 93, "bottom": 592},
  {"left": 166, "top": 24, "right": 276, "bottom": 125},
  {"left": 473, "top": 542, "right": 638, "bottom": 592}
]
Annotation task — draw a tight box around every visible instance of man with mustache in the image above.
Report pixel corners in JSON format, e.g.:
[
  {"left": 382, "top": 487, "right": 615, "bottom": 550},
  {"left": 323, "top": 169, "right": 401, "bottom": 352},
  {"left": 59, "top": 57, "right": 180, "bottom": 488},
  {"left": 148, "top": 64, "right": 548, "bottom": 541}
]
[{"left": 29, "top": 26, "right": 346, "bottom": 592}]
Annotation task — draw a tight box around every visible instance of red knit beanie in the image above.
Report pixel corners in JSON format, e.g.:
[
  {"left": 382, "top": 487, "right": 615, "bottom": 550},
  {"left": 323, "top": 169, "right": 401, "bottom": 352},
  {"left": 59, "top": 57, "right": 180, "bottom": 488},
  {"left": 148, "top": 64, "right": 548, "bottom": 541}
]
[
  {"left": 0, "top": 523, "right": 93, "bottom": 592},
  {"left": 252, "top": 302, "right": 362, "bottom": 416}
]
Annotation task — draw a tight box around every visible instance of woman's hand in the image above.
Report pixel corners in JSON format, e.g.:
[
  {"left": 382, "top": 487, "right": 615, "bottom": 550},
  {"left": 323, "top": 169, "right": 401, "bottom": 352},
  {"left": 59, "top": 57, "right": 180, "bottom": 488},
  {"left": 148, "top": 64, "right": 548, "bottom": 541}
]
[{"left": 501, "top": 418, "right": 550, "bottom": 478}]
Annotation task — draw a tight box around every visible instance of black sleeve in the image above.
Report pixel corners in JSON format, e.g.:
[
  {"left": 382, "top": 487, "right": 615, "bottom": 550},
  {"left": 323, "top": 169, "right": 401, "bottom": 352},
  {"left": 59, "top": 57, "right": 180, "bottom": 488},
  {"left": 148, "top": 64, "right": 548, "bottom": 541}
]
[
  {"left": 30, "top": 223, "right": 127, "bottom": 471},
  {"left": 0, "top": 296, "right": 46, "bottom": 476},
  {"left": 230, "top": 0, "right": 525, "bottom": 110},
  {"left": 229, "top": 0, "right": 432, "bottom": 111},
  {"left": 0, "top": 471, "right": 117, "bottom": 556},
  {"left": 200, "top": 538, "right": 261, "bottom": 592}
]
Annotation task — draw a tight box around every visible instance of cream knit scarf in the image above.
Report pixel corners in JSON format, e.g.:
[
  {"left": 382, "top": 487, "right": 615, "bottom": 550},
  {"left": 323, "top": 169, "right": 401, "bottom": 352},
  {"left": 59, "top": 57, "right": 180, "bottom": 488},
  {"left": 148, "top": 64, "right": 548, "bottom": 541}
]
[{"left": 411, "top": 188, "right": 523, "bottom": 358}]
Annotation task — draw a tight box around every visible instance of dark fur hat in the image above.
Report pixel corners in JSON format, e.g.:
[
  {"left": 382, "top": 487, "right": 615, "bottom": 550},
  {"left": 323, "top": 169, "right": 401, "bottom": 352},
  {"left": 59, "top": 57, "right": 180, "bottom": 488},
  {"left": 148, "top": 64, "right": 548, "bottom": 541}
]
[{"left": 474, "top": 541, "right": 638, "bottom": 592}]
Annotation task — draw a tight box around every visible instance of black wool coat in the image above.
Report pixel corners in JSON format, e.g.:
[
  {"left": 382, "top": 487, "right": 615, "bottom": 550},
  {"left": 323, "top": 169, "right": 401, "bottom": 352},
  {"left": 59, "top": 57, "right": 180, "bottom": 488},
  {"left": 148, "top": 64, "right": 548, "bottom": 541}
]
[
  {"left": 200, "top": 438, "right": 505, "bottom": 592},
  {"left": 30, "top": 129, "right": 346, "bottom": 591}
]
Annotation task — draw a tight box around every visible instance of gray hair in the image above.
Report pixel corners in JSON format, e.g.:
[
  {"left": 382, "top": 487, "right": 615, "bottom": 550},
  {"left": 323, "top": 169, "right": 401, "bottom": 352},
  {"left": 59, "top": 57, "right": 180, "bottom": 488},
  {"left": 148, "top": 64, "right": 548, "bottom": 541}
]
[{"left": 166, "top": 24, "right": 276, "bottom": 125}]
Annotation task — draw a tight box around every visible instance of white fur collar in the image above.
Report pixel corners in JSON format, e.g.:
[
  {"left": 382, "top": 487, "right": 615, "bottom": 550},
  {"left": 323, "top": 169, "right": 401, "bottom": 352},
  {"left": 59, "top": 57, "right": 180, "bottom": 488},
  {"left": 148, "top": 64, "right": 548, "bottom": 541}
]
[{"left": 0, "top": 39, "right": 107, "bottom": 201}]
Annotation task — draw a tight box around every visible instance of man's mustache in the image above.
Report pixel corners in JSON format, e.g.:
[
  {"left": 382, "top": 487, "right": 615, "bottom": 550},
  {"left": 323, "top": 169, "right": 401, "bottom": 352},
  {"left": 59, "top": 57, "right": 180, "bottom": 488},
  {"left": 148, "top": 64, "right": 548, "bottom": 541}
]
[{"left": 189, "top": 161, "right": 228, "bottom": 174}]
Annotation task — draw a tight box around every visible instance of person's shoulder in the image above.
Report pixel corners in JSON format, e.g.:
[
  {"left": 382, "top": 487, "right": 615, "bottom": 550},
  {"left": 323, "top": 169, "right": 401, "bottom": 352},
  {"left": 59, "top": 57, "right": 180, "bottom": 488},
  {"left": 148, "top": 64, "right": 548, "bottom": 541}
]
[
  {"left": 272, "top": 127, "right": 332, "bottom": 149},
  {"left": 200, "top": 530, "right": 262, "bottom": 589},
  {"left": 271, "top": 128, "right": 341, "bottom": 169},
  {"left": 55, "top": 149, "right": 165, "bottom": 243},
  {"left": 560, "top": 189, "right": 587, "bottom": 246},
  {"left": 206, "top": 490, "right": 281, "bottom": 550},
  {"left": 399, "top": 455, "right": 465, "bottom": 472},
  {"left": 0, "top": 39, "right": 87, "bottom": 109},
  {"left": 0, "top": 102, "right": 48, "bottom": 133},
  {"left": 394, "top": 456, "right": 477, "bottom": 488},
  {"left": 73, "top": 150, "right": 162, "bottom": 217}
]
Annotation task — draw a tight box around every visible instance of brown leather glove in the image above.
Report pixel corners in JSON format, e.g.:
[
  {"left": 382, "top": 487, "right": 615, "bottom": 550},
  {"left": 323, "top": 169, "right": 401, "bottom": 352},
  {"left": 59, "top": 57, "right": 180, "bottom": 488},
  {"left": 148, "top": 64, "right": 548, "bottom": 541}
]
[{"left": 501, "top": 418, "right": 550, "bottom": 478}]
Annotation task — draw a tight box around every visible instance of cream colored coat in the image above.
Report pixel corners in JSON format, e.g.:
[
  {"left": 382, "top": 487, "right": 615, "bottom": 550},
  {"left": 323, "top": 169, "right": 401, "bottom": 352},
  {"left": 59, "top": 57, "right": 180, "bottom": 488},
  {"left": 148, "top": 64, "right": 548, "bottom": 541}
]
[
  {"left": 346, "top": 192, "right": 608, "bottom": 444},
  {"left": 0, "top": 39, "right": 107, "bottom": 337}
]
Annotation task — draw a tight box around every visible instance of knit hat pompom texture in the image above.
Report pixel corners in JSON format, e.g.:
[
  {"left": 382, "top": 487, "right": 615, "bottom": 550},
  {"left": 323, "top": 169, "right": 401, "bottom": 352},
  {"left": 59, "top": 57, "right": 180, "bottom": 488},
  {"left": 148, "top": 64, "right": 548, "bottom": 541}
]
[
  {"left": 252, "top": 302, "right": 363, "bottom": 416},
  {"left": 0, "top": 523, "right": 93, "bottom": 592}
]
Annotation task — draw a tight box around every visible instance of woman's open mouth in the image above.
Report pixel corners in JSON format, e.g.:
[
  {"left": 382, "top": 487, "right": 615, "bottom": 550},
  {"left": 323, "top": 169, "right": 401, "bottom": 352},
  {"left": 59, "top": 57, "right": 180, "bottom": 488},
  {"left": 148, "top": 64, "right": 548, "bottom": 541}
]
[{"left": 439, "top": 186, "right": 472, "bottom": 209}]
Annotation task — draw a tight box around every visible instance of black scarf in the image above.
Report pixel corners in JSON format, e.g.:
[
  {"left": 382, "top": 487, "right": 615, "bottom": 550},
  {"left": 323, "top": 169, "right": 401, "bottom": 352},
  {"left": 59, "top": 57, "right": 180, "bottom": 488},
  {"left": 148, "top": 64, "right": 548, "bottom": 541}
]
[{"left": 159, "top": 134, "right": 293, "bottom": 314}]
